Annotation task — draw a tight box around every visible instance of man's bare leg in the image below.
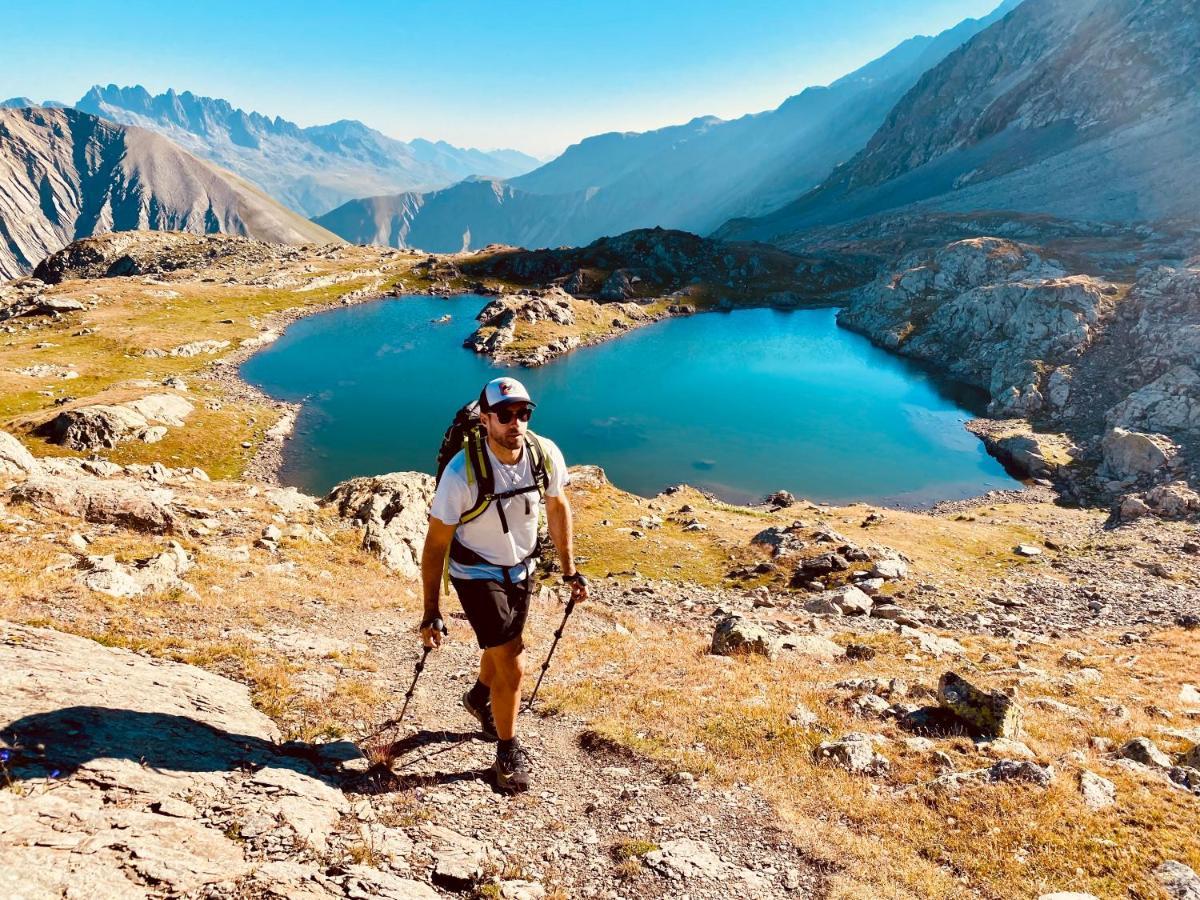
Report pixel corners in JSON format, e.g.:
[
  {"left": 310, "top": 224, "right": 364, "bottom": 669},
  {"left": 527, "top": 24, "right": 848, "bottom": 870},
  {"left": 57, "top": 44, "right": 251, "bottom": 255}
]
[
  {"left": 478, "top": 649, "right": 496, "bottom": 691},
  {"left": 482, "top": 636, "right": 524, "bottom": 741}
]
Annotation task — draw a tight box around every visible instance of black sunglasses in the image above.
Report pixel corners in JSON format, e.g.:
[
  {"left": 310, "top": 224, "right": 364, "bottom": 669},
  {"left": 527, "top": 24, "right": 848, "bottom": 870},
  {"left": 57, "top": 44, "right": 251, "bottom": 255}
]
[{"left": 492, "top": 405, "right": 533, "bottom": 424}]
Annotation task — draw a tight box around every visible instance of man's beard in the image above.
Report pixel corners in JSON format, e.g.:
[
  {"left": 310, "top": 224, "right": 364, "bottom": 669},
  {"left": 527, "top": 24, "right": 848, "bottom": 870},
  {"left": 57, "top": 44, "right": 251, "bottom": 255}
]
[{"left": 495, "top": 431, "right": 521, "bottom": 450}]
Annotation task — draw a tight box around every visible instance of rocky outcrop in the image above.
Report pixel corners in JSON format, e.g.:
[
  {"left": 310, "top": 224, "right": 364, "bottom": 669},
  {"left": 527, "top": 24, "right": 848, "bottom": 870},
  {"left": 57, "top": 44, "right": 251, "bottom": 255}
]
[
  {"left": 1108, "top": 366, "right": 1200, "bottom": 436},
  {"left": 460, "top": 228, "right": 850, "bottom": 304},
  {"left": 78, "top": 542, "right": 196, "bottom": 599},
  {"left": 1101, "top": 263, "right": 1200, "bottom": 449},
  {"left": 8, "top": 473, "right": 181, "bottom": 533},
  {"left": 0, "top": 622, "right": 412, "bottom": 899},
  {"left": 324, "top": 472, "right": 434, "bottom": 578},
  {"left": 464, "top": 284, "right": 663, "bottom": 367},
  {"left": 838, "top": 238, "right": 1116, "bottom": 416},
  {"left": 37, "top": 404, "right": 162, "bottom": 449},
  {"left": 465, "top": 287, "right": 577, "bottom": 357},
  {"left": 966, "top": 419, "right": 1074, "bottom": 480},
  {"left": 32, "top": 231, "right": 302, "bottom": 284},
  {"left": 1119, "top": 481, "right": 1200, "bottom": 522},
  {"left": 36, "top": 394, "right": 194, "bottom": 450},
  {"left": 0, "top": 431, "right": 39, "bottom": 476}
]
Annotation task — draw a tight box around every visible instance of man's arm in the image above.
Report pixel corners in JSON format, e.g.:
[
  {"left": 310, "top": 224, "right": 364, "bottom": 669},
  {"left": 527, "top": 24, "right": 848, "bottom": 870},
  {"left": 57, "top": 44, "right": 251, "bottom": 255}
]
[
  {"left": 419, "top": 516, "right": 457, "bottom": 647},
  {"left": 546, "top": 493, "right": 588, "bottom": 602}
]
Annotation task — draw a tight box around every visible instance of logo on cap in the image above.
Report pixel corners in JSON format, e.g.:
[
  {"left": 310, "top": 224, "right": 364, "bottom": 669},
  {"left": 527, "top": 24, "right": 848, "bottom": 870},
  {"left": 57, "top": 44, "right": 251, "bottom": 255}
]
[{"left": 499, "top": 380, "right": 516, "bottom": 395}]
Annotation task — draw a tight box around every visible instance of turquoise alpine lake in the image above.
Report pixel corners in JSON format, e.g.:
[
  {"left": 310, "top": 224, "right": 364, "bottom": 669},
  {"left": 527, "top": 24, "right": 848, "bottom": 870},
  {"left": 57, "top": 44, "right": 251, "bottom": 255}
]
[{"left": 240, "top": 294, "right": 1021, "bottom": 506}]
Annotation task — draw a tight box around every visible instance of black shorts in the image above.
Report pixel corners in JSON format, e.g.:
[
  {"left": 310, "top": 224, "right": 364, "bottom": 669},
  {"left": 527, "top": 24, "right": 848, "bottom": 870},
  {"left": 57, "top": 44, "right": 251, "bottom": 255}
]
[{"left": 451, "top": 575, "right": 534, "bottom": 649}]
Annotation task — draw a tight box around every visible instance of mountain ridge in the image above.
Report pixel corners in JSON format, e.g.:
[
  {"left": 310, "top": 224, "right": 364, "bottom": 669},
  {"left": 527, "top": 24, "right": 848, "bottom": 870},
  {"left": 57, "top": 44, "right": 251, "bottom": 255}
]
[
  {"left": 72, "top": 84, "right": 540, "bottom": 217},
  {"left": 0, "top": 106, "right": 340, "bottom": 279},
  {"left": 716, "top": 0, "right": 1200, "bottom": 243},
  {"left": 313, "top": 0, "right": 1022, "bottom": 252}
]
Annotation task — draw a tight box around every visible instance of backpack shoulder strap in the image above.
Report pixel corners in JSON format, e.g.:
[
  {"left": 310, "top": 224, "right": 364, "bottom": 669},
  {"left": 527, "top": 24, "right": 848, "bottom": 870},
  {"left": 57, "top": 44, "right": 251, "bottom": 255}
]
[
  {"left": 459, "top": 427, "right": 495, "bottom": 525},
  {"left": 525, "top": 432, "right": 551, "bottom": 498}
]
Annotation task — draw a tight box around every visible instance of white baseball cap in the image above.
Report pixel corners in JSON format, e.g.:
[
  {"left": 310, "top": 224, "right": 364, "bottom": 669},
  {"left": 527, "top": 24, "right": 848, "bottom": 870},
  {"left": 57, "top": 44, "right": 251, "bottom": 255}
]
[{"left": 481, "top": 377, "right": 535, "bottom": 411}]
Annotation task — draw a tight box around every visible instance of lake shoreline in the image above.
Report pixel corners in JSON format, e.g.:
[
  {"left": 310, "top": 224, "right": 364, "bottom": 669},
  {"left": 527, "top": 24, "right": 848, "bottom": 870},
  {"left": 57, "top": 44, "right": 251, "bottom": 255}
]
[{"left": 238, "top": 293, "right": 1023, "bottom": 509}]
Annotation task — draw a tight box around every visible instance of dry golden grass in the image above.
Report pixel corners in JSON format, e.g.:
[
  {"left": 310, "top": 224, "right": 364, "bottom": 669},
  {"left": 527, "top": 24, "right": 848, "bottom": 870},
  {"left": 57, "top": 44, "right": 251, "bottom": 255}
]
[
  {"left": 540, "top": 611, "right": 1200, "bottom": 899},
  {"left": 569, "top": 478, "right": 1066, "bottom": 610},
  {"left": 0, "top": 480, "right": 417, "bottom": 744}
]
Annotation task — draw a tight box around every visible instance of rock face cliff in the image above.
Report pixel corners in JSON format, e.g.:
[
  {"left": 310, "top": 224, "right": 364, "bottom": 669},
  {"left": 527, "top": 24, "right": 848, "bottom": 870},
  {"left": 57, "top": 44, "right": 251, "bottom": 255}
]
[
  {"left": 74, "top": 85, "right": 539, "bottom": 217},
  {"left": 313, "top": 2, "right": 1019, "bottom": 251},
  {"left": 842, "top": 235, "right": 1200, "bottom": 515},
  {"left": 719, "top": 0, "right": 1200, "bottom": 243},
  {"left": 838, "top": 238, "right": 1118, "bottom": 417},
  {"left": 0, "top": 107, "right": 340, "bottom": 280}
]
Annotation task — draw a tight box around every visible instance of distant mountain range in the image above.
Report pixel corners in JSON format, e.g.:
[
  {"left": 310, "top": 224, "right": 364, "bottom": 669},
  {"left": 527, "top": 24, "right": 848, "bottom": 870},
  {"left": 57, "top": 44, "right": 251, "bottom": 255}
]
[
  {"left": 4, "top": 0, "right": 1192, "bottom": 279},
  {"left": 0, "top": 107, "right": 339, "bottom": 280},
  {"left": 718, "top": 0, "right": 1200, "bottom": 244},
  {"left": 314, "top": 0, "right": 1023, "bottom": 252},
  {"left": 1, "top": 97, "right": 68, "bottom": 109},
  {"left": 66, "top": 85, "right": 540, "bottom": 217}
]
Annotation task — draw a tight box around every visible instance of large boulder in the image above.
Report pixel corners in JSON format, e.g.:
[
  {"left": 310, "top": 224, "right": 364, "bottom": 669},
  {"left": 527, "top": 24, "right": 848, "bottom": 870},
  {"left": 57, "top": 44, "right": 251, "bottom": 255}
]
[
  {"left": 0, "top": 431, "right": 39, "bottom": 476},
  {"left": 8, "top": 474, "right": 181, "bottom": 532},
  {"left": 804, "top": 584, "right": 874, "bottom": 616},
  {"left": 814, "top": 733, "right": 890, "bottom": 775},
  {"left": 1119, "top": 737, "right": 1172, "bottom": 770},
  {"left": 37, "top": 404, "right": 157, "bottom": 450},
  {"left": 936, "top": 672, "right": 1021, "bottom": 739},
  {"left": 1101, "top": 428, "right": 1181, "bottom": 480},
  {"left": 711, "top": 615, "right": 777, "bottom": 657},
  {"left": 324, "top": 472, "right": 435, "bottom": 578}
]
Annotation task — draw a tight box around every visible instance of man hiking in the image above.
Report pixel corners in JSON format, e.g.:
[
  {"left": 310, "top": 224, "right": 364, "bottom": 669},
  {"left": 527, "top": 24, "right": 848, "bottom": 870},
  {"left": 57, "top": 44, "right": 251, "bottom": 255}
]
[{"left": 419, "top": 377, "right": 588, "bottom": 792}]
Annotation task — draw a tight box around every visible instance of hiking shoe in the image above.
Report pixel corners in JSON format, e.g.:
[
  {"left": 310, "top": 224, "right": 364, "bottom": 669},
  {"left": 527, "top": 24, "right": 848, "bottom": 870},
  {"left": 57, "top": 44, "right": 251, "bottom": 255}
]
[
  {"left": 493, "top": 739, "right": 532, "bottom": 793},
  {"left": 462, "top": 690, "right": 498, "bottom": 740}
]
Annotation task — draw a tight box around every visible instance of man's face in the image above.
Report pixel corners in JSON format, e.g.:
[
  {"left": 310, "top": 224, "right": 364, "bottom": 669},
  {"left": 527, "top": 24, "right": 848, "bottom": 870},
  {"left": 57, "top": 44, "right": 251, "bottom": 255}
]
[{"left": 482, "top": 402, "right": 531, "bottom": 451}]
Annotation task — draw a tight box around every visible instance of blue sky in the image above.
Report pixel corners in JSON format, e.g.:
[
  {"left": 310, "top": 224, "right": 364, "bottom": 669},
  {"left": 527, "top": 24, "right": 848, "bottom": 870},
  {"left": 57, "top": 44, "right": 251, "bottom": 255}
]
[{"left": 2, "top": 0, "right": 1002, "bottom": 157}]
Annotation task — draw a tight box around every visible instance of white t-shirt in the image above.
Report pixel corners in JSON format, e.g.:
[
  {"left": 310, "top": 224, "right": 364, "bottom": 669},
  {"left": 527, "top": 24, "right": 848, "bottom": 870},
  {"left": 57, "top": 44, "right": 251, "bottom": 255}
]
[{"left": 430, "top": 435, "right": 569, "bottom": 577}]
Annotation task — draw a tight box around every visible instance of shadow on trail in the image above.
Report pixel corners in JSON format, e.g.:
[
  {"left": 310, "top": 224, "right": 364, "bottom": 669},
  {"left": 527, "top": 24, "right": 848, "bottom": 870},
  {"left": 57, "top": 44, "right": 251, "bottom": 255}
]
[
  {"left": 0, "top": 706, "right": 355, "bottom": 788},
  {"left": 349, "top": 728, "right": 499, "bottom": 796}
]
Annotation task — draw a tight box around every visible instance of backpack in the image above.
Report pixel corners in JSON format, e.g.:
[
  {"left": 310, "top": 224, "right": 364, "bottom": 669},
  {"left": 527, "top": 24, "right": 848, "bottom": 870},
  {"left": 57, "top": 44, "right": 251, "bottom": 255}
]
[{"left": 435, "top": 400, "right": 553, "bottom": 537}]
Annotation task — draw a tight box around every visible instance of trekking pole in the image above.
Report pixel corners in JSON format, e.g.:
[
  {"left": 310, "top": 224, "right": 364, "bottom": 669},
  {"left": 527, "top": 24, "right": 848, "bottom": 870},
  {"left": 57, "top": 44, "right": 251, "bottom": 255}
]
[
  {"left": 398, "top": 618, "right": 448, "bottom": 723},
  {"left": 524, "top": 595, "right": 578, "bottom": 711},
  {"left": 365, "top": 618, "right": 448, "bottom": 747}
]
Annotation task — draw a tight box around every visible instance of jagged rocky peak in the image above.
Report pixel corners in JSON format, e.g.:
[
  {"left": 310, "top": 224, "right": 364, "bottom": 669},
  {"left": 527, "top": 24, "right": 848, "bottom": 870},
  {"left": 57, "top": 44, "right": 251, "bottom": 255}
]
[{"left": 73, "top": 84, "right": 539, "bottom": 217}]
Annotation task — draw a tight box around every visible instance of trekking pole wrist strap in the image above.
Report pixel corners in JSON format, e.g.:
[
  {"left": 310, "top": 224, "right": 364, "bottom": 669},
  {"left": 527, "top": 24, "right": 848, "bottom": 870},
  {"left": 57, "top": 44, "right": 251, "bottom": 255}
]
[
  {"left": 420, "top": 616, "right": 448, "bottom": 634},
  {"left": 562, "top": 572, "right": 587, "bottom": 587}
]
